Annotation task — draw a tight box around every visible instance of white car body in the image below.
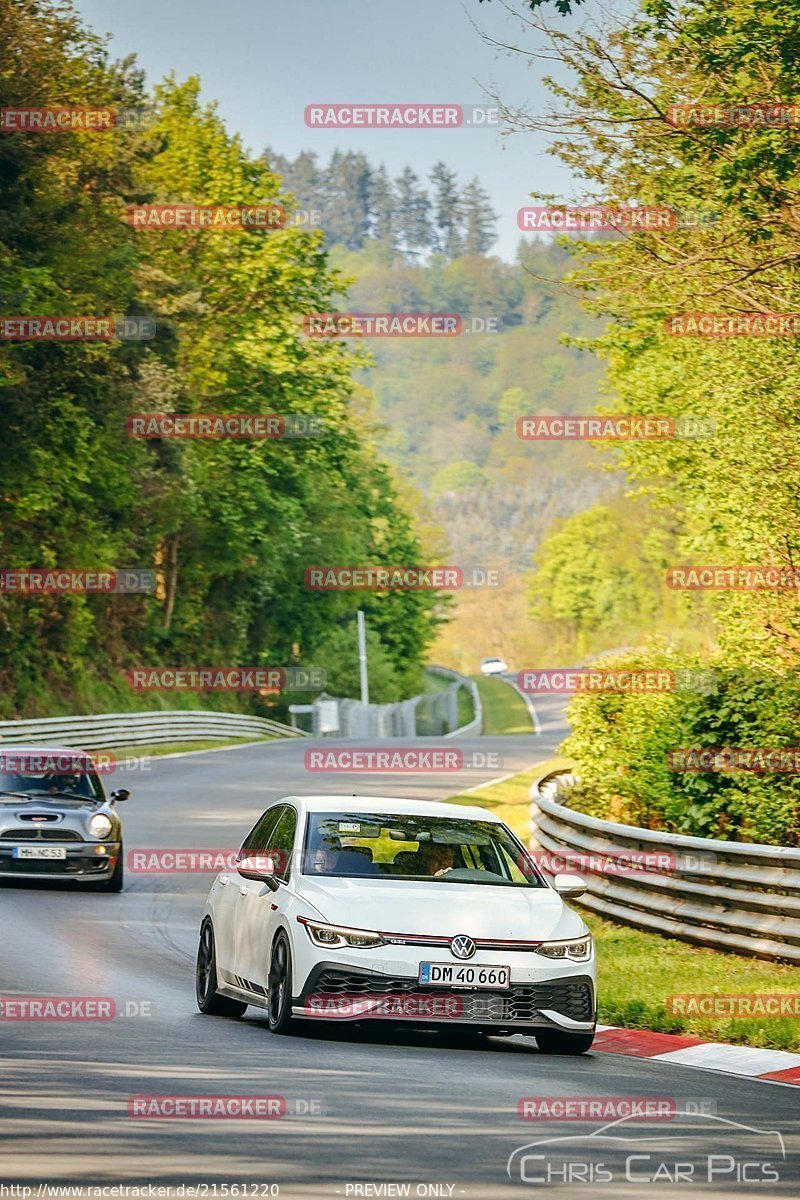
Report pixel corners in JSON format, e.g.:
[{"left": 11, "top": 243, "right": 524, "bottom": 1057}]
[
  {"left": 480, "top": 657, "right": 508, "bottom": 676},
  {"left": 200, "top": 795, "right": 596, "bottom": 1043}
]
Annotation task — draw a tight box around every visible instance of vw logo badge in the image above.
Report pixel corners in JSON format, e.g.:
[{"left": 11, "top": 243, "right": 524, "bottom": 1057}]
[{"left": 451, "top": 934, "right": 476, "bottom": 960}]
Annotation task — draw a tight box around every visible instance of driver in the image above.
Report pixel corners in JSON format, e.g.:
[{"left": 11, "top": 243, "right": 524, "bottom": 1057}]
[
  {"left": 308, "top": 837, "right": 341, "bottom": 874},
  {"left": 421, "top": 843, "right": 455, "bottom": 877},
  {"left": 43, "top": 771, "right": 87, "bottom": 796}
]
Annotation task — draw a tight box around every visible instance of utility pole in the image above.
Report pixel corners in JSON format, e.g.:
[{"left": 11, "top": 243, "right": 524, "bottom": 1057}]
[{"left": 357, "top": 609, "right": 369, "bottom": 705}]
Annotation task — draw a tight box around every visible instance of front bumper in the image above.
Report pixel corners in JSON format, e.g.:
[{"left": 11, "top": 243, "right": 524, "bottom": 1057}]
[
  {"left": 292, "top": 960, "right": 596, "bottom": 1032},
  {"left": 0, "top": 841, "right": 120, "bottom": 881}
]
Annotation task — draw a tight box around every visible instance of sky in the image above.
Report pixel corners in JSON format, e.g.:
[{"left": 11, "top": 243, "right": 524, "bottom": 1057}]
[{"left": 71, "top": 0, "right": 606, "bottom": 260}]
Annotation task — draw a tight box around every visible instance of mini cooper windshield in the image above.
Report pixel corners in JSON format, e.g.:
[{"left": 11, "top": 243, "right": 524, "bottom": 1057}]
[
  {"left": 302, "top": 811, "right": 547, "bottom": 887},
  {"left": 0, "top": 754, "right": 104, "bottom": 801}
]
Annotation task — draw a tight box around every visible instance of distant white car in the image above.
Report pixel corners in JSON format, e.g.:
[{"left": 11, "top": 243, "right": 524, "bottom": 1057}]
[
  {"left": 480, "top": 657, "right": 508, "bottom": 675},
  {"left": 197, "top": 794, "right": 596, "bottom": 1053}
]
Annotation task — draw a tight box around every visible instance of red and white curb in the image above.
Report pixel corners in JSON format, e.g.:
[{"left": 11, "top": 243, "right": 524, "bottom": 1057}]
[{"left": 593, "top": 1025, "right": 800, "bottom": 1086}]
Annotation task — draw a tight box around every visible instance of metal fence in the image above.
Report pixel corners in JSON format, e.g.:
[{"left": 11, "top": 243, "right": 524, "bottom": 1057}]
[
  {"left": 306, "top": 666, "right": 482, "bottom": 739},
  {"left": 425, "top": 665, "right": 482, "bottom": 737},
  {"left": 311, "top": 695, "right": 420, "bottom": 739},
  {"left": 530, "top": 771, "right": 800, "bottom": 964},
  {"left": 0, "top": 709, "right": 305, "bottom": 750}
]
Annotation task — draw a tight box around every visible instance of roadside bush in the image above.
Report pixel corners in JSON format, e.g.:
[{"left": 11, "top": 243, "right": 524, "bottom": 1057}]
[{"left": 562, "top": 643, "right": 800, "bottom": 845}]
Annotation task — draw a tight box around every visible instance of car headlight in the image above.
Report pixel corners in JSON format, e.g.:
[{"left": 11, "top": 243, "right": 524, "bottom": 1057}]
[
  {"left": 298, "top": 918, "right": 385, "bottom": 950},
  {"left": 534, "top": 935, "right": 593, "bottom": 962},
  {"left": 88, "top": 813, "right": 113, "bottom": 839}
]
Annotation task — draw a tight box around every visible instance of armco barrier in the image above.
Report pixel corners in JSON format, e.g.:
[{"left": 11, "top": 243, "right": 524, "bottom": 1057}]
[
  {"left": 531, "top": 771, "right": 800, "bottom": 964},
  {"left": 0, "top": 709, "right": 305, "bottom": 750}
]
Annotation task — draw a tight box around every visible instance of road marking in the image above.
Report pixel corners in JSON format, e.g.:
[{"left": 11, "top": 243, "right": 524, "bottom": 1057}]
[{"left": 459, "top": 758, "right": 554, "bottom": 794}]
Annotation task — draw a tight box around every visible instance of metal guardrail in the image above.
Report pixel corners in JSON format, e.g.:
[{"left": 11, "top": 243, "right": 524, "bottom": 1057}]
[
  {"left": 0, "top": 709, "right": 305, "bottom": 749},
  {"left": 530, "top": 771, "right": 800, "bottom": 964}
]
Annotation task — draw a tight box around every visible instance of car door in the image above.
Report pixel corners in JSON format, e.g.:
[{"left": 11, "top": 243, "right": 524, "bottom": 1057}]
[
  {"left": 235, "top": 805, "right": 299, "bottom": 989},
  {"left": 215, "top": 805, "right": 283, "bottom": 983}
]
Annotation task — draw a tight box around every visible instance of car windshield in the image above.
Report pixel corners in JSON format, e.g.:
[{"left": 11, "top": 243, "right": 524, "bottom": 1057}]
[
  {"left": 302, "top": 811, "right": 546, "bottom": 887},
  {"left": 0, "top": 753, "right": 103, "bottom": 801}
]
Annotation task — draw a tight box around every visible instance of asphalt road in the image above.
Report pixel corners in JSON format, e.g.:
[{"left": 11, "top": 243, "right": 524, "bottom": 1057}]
[{"left": 1, "top": 722, "right": 798, "bottom": 1198}]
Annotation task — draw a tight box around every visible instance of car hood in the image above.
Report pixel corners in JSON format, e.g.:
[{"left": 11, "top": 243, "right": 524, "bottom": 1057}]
[
  {"left": 0, "top": 796, "right": 103, "bottom": 813},
  {"left": 297, "top": 876, "right": 584, "bottom": 941}
]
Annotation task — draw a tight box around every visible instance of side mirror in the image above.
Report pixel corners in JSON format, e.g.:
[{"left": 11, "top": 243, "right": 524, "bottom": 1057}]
[
  {"left": 237, "top": 854, "right": 277, "bottom": 883},
  {"left": 553, "top": 872, "right": 586, "bottom": 899},
  {"left": 110, "top": 788, "right": 131, "bottom": 803}
]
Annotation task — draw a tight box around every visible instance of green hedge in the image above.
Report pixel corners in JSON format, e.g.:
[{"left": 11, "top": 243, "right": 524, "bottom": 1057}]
[{"left": 562, "top": 643, "right": 800, "bottom": 845}]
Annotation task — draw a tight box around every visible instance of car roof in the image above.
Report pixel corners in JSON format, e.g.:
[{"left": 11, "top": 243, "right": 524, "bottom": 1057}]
[
  {"left": 281, "top": 794, "right": 502, "bottom": 823},
  {"left": 0, "top": 744, "right": 95, "bottom": 760}
]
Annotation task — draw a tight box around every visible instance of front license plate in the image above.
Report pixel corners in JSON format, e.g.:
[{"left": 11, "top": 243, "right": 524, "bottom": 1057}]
[
  {"left": 12, "top": 846, "right": 67, "bottom": 860},
  {"left": 418, "top": 962, "right": 510, "bottom": 989}
]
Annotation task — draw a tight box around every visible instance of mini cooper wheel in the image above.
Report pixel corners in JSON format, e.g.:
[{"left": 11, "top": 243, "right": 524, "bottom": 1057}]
[
  {"left": 534, "top": 1028, "right": 595, "bottom": 1055},
  {"left": 196, "top": 920, "right": 247, "bottom": 1017},
  {"left": 267, "top": 932, "right": 294, "bottom": 1034}
]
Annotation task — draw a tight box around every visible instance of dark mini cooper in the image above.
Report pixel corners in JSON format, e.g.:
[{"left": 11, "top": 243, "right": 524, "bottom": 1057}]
[{"left": 0, "top": 745, "right": 129, "bottom": 891}]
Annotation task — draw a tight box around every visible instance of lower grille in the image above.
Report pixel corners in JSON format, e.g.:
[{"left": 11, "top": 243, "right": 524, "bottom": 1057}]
[
  {"left": 0, "top": 829, "right": 84, "bottom": 842},
  {"left": 309, "top": 970, "right": 594, "bottom": 1023},
  {"left": 0, "top": 854, "right": 106, "bottom": 874}
]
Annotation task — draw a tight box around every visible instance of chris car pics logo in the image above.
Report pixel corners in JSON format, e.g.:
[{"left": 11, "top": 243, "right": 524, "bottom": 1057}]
[{"left": 507, "top": 1112, "right": 785, "bottom": 1185}]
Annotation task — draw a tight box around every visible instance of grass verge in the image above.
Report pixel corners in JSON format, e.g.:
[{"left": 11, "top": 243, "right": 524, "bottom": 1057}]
[
  {"left": 419, "top": 670, "right": 475, "bottom": 733},
  {"left": 472, "top": 674, "right": 534, "bottom": 735},
  {"left": 446, "top": 758, "right": 800, "bottom": 1051}
]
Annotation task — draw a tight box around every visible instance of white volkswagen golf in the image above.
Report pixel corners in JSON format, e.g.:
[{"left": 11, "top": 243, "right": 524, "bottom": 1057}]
[{"left": 196, "top": 795, "right": 597, "bottom": 1053}]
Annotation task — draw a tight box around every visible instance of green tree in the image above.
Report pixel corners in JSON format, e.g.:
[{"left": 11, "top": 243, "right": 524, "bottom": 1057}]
[
  {"left": 313, "top": 622, "right": 406, "bottom": 704},
  {"left": 430, "top": 461, "right": 488, "bottom": 499},
  {"left": 526, "top": 503, "right": 667, "bottom": 656},
  {"left": 368, "top": 164, "right": 396, "bottom": 252},
  {"left": 460, "top": 178, "right": 497, "bottom": 256},
  {"left": 0, "top": 1, "right": 442, "bottom": 716},
  {"left": 323, "top": 150, "right": 372, "bottom": 249},
  {"left": 395, "top": 167, "right": 432, "bottom": 258},
  {"left": 430, "top": 161, "right": 463, "bottom": 259}
]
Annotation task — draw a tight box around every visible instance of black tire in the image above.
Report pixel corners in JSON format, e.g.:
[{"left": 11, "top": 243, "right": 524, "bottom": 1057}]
[
  {"left": 95, "top": 846, "right": 124, "bottom": 892},
  {"left": 534, "top": 1028, "right": 595, "bottom": 1055},
  {"left": 267, "top": 932, "right": 294, "bottom": 1034},
  {"left": 196, "top": 919, "right": 247, "bottom": 1017}
]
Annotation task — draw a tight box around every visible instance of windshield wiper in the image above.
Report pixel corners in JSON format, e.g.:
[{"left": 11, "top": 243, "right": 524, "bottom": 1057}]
[
  {"left": 30, "top": 790, "right": 96, "bottom": 801},
  {"left": 1, "top": 789, "right": 95, "bottom": 802}
]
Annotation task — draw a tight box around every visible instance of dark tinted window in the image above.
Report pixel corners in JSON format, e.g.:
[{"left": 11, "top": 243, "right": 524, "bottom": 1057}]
[
  {"left": 0, "top": 751, "right": 104, "bottom": 801},
  {"left": 240, "top": 806, "right": 284, "bottom": 858},
  {"left": 302, "top": 811, "right": 546, "bottom": 887},
  {"left": 269, "top": 807, "right": 298, "bottom": 881}
]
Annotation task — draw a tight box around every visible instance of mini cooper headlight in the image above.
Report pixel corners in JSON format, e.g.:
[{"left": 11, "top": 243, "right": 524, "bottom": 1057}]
[
  {"left": 534, "top": 935, "right": 593, "bottom": 962},
  {"left": 298, "top": 918, "right": 385, "bottom": 950},
  {"left": 88, "top": 813, "right": 113, "bottom": 840}
]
